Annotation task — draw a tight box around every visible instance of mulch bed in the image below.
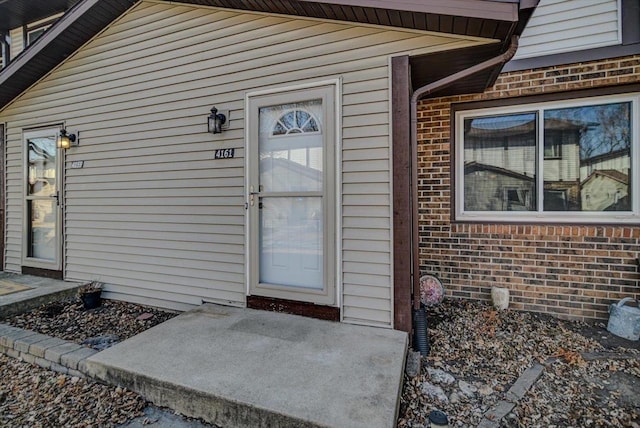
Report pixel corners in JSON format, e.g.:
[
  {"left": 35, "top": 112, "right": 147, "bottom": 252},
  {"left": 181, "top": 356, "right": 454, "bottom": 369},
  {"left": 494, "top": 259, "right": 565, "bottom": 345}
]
[
  {"left": 2, "top": 297, "right": 639, "bottom": 427},
  {"left": 6, "top": 298, "right": 177, "bottom": 350},
  {"left": 0, "top": 354, "right": 146, "bottom": 427},
  {"left": 1, "top": 298, "right": 180, "bottom": 427},
  {"left": 398, "top": 299, "right": 640, "bottom": 427}
]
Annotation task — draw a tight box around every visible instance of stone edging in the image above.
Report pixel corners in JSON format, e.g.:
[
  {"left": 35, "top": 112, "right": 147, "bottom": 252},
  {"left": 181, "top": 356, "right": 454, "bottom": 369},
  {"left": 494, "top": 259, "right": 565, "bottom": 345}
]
[
  {"left": 0, "top": 322, "right": 98, "bottom": 378},
  {"left": 476, "top": 351, "right": 638, "bottom": 427},
  {"left": 477, "top": 363, "right": 545, "bottom": 428}
]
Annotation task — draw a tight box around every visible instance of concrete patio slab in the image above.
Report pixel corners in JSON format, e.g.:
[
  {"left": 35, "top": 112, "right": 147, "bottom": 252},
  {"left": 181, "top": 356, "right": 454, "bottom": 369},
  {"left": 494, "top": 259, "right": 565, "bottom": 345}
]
[
  {"left": 85, "top": 304, "right": 408, "bottom": 428},
  {"left": 0, "top": 273, "right": 81, "bottom": 319}
]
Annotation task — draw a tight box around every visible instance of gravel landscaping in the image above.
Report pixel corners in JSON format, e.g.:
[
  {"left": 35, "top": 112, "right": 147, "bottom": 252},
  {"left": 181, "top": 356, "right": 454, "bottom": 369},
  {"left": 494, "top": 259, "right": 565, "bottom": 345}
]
[
  {"left": 0, "top": 353, "right": 146, "bottom": 427},
  {"left": 398, "top": 300, "right": 640, "bottom": 427},
  {"left": 2, "top": 297, "right": 639, "bottom": 427},
  {"left": 0, "top": 298, "right": 184, "bottom": 427},
  {"left": 6, "top": 299, "right": 177, "bottom": 350}
]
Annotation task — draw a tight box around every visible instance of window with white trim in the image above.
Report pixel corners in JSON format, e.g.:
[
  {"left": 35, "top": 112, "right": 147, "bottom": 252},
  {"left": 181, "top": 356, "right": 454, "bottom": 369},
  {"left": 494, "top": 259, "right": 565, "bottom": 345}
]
[{"left": 455, "top": 94, "right": 639, "bottom": 223}]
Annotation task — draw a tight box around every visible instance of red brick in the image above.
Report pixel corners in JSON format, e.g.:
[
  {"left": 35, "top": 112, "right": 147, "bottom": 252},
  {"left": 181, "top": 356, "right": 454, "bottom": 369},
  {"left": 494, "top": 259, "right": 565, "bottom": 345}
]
[{"left": 416, "top": 54, "right": 640, "bottom": 322}]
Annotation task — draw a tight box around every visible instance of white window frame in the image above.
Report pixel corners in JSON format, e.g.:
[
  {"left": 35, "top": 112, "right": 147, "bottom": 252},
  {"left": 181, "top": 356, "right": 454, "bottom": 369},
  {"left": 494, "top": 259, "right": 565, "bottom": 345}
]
[{"left": 455, "top": 93, "right": 640, "bottom": 223}]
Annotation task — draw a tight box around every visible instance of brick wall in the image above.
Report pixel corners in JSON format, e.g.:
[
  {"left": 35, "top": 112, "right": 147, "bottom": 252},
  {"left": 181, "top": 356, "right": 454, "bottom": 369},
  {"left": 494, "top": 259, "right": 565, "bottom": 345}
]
[{"left": 417, "top": 54, "right": 640, "bottom": 321}]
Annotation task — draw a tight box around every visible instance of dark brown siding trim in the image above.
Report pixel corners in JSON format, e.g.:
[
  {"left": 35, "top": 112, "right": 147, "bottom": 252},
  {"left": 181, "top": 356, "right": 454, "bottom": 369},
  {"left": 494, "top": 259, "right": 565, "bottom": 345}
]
[
  {"left": 22, "top": 266, "right": 63, "bottom": 280},
  {"left": 622, "top": 0, "right": 640, "bottom": 44},
  {"left": 247, "top": 296, "right": 340, "bottom": 322},
  {"left": 505, "top": 0, "right": 640, "bottom": 72},
  {"left": 452, "top": 82, "right": 640, "bottom": 113},
  {"left": 391, "top": 55, "right": 412, "bottom": 333},
  {"left": 297, "top": 0, "right": 520, "bottom": 21},
  {"left": 503, "top": 43, "right": 640, "bottom": 73}
]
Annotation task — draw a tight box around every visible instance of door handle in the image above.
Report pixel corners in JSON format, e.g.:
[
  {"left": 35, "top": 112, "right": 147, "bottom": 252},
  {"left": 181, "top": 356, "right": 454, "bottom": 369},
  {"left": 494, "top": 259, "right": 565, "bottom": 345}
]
[
  {"left": 249, "top": 186, "right": 262, "bottom": 206},
  {"left": 249, "top": 186, "right": 259, "bottom": 206}
]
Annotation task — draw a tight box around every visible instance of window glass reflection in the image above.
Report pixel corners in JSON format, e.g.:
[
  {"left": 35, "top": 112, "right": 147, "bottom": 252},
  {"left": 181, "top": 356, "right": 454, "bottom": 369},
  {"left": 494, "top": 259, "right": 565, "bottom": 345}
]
[
  {"left": 544, "top": 102, "right": 631, "bottom": 211},
  {"left": 463, "top": 113, "right": 537, "bottom": 211}
]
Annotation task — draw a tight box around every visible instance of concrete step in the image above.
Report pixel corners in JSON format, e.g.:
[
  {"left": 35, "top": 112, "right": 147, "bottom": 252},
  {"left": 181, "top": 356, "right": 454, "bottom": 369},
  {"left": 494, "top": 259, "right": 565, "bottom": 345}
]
[
  {"left": 84, "top": 304, "right": 407, "bottom": 428},
  {"left": 0, "top": 273, "right": 81, "bottom": 320}
]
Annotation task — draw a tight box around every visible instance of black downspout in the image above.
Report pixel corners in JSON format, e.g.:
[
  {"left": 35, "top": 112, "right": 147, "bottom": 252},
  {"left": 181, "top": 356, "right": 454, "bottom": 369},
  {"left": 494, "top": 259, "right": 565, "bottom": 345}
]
[{"left": 410, "top": 36, "right": 520, "bottom": 355}]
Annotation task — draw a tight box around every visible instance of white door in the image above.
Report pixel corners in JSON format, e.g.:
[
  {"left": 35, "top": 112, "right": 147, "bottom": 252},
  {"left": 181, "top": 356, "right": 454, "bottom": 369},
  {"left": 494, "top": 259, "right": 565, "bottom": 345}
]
[
  {"left": 23, "top": 128, "right": 63, "bottom": 271},
  {"left": 248, "top": 86, "right": 336, "bottom": 305}
]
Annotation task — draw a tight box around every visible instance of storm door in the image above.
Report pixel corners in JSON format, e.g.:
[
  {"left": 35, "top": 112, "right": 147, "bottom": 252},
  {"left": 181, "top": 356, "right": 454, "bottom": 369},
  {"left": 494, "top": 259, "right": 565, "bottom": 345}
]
[
  {"left": 23, "top": 128, "right": 63, "bottom": 270},
  {"left": 248, "top": 86, "right": 336, "bottom": 305}
]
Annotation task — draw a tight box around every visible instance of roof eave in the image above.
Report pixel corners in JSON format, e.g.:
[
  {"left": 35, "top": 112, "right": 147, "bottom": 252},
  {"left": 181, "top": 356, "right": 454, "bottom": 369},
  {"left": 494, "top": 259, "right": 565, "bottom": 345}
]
[{"left": 0, "top": 0, "right": 537, "bottom": 111}]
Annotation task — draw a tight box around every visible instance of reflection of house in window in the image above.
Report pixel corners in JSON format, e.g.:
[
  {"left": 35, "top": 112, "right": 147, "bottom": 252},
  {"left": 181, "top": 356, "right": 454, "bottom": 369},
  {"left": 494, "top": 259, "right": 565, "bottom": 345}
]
[
  {"left": 543, "top": 118, "right": 583, "bottom": 161},
  {"left": 464, "top": 113, "right": 537, "bottom": 179},
  {"left": 504, "top": 187, "right": 531, "bottom": 211},
  {"left": 464, "top": 162, "right": 535, "bottom": 211},
  {"left": 581, "top": 170, "right": 629, "bottom": 211},
  {"left": 543, "top": 189, "right": 568, "bottom": 211},
  {"left": 542, "top": 118, "right": 590, "bottom": 211},
  {"left": 580, "top": 148, "right": 630, "bottom": 177}
]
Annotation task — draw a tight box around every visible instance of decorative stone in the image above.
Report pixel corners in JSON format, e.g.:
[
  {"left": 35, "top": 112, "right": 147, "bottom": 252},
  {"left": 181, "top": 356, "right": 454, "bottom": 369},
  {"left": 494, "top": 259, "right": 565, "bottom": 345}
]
[
  {"left": 81, "top": 334, "right": 120, "bottom": 351},
  {"left": 478, "top": 384, "right": 494, "bottom": 396},
  {"left": 459, "top": 380, "right": 478, "bottom": 397},
  {"left": 405, "top": 350, "right": 421, "bottom": 378},
  {"left": 491, "top": 287, "right": 510, "bottom": 310},
  {"left": 427, "top": 367, "right": 455, "bottom": 385},
  {"left": 136, "top": 313, "right": 154, "bottom": 321},
  {"left": 421, "top": 381, "right": 449, "bottom": 403}
]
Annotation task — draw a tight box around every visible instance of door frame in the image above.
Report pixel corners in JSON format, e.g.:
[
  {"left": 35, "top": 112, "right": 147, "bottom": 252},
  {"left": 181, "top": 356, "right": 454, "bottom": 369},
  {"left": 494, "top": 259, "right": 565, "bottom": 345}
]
[
  {"left": 22, "top": 126, "right": 64, "bottom": 272},
  {"left": 0, "top": 123, "right": 5, "bottom": 271},
  {"left": 244, "top": 79, "right": 342, "bottom": 309}
]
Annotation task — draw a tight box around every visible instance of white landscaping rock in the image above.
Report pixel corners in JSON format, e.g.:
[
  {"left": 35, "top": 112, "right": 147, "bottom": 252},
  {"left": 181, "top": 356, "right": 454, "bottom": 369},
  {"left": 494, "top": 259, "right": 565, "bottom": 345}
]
[
  {"left": 421, "top": 382, "right": 449, "bottom": 403},
  {"left": 459, "top": 380, "right": 478, "bottom": 397},
  {"left": 427, "top": 367, "right": 455, "bottom": 385},
  {"left": 491, "top": 287, "right": 510, "bottom": 310},
  {"left": 478, "top": 384, "right": 494, "bottom": 396}
]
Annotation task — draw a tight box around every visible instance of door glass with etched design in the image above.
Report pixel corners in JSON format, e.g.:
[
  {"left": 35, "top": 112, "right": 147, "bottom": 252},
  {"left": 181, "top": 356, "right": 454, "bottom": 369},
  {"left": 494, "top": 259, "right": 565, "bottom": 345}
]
[
  {"left": 258, "top": 100, "right": 323, "bottom": 289},
  {"left": 259, "top": 101, "right": 323, "bottom": 193}
]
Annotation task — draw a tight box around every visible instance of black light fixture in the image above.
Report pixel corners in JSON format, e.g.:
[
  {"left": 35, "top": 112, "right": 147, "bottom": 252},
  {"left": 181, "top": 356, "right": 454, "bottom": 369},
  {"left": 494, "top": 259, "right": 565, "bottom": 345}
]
[
  {"left": 58, "top": 129, "right": 78, "bottom": 149},
  {"left": 208, "top": 106, "right": 227, "bottom": 134}
]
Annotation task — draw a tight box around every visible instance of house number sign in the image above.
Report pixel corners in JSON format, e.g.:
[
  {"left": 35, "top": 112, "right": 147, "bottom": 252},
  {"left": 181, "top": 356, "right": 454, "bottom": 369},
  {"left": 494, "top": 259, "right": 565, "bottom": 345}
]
[{"left": 214, "top": 148, "right": 235, "bottom": 159}]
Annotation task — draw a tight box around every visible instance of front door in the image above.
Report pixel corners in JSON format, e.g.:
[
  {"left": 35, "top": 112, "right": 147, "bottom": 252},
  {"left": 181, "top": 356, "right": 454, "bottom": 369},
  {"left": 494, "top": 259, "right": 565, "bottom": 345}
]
[
  {"left": 248, "top": 86, "right": 336, "bottom": 305},
  {"left": 23, "top": 128, "right": 63, "bottom": 271}
]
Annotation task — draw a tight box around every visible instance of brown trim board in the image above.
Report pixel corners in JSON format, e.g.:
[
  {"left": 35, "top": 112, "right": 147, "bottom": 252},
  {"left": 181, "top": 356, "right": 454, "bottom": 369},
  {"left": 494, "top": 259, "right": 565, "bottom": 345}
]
[
  {"left": 22, "top": 266, "right": 63, "bottom": 280},
  {"left": 504, "top": 0, "right": 640, "bottom": 73},
  {"left": 503, "top": 42, "right": 640, "bottom": 73},
  {"left": 451, "top": 82, "right": 640, "bottom": 115},
  {"left": 391, "top": 55, "right": 412, "bottom": 334},
  {"left": 247, "top": 296, "right": 340, "bottom": 322}
]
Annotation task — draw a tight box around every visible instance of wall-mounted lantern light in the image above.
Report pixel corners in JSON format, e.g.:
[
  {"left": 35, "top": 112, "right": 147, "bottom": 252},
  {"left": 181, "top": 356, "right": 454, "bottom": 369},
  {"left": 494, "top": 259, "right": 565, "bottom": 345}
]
[
  {"left": 208, "top": 106, "right": 227, "bottom": 134},
  {"left": 58, "top": 129, "right": 79, "bottom": 149}
]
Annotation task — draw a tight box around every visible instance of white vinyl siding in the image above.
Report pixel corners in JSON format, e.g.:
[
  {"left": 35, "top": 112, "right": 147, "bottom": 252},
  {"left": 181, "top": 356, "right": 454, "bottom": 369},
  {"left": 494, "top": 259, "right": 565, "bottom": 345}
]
[
  {"left": 514, "top": 0, "right": 621, "bottom": 60},
  {"left": 9, "top": 28, "right": 23, "bottom": 61},
  {"left": 0, "top": 1, "right": 490, "bottom": 325}
]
